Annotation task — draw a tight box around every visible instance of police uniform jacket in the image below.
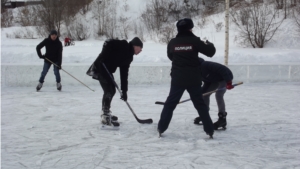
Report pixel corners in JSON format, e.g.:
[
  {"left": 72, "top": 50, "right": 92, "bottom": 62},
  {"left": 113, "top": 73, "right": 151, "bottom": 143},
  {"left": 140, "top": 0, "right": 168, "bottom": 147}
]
[{"left": 167, "top": 31, "right": 216, "bottom": 86}]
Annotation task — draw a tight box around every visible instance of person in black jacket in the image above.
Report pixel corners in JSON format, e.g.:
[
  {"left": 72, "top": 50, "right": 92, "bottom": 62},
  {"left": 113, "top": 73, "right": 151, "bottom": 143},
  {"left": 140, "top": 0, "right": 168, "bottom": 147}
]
[
  {"left": 194, "top": 58, "right": 234, "bottom": 130},
  {"left": 157, "top": 18, "right": 216, "bottom": 138},
  {"left": 36, "top": 30, "right": 63, "bottom": 91},
  {"left": 86, "top": 37, "right": 143, "bottom": 127}
]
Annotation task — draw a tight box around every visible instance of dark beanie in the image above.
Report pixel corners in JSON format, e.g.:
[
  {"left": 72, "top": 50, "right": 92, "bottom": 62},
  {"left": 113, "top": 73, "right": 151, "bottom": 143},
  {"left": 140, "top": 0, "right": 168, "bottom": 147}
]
[
  {"left": 130, "top": 37, "right": 143, "bottom": 48},
  {"left": 176, "top": 18, "right": 194, "bottom": 32},
  {"left": 50, "top": 30, "right": 58, "bottom": 35}
]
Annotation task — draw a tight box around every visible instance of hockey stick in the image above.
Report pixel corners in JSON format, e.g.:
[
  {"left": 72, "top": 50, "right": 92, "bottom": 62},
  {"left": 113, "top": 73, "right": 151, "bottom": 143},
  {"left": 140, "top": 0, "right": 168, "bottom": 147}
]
[
  {"left": 102, "top": 63, "right": 153, "bottom": 124},
  {"left": 44, "top": 57, "right": 95, "bottom": 92},
  {"left": 155, "top": 82, "right": 243, "bottom": 105}
]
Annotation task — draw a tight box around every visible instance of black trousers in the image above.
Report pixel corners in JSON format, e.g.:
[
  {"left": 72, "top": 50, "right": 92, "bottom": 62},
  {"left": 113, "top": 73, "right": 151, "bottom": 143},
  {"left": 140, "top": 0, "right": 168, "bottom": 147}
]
[
  {"left": 98, "top": 72, "right": 116, "bottom": 112},
  {"left": 158, "top": 85, "right": 214, "bottom": 134}
]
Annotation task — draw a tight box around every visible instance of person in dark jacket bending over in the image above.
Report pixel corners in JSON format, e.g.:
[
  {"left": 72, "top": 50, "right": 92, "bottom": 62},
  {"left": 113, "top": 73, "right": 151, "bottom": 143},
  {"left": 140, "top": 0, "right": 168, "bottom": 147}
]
[
  {"left": 157, "top": 18, "right": 216, "bottom": 138},
  {"left": 36, "top": 30, "right": 63, "bottom": 91},
  {"left": 194, "top": 58, "right": 234, "bottom": 130},
  {"left": 86, "top": 37, "right": 143, "bottom": 127}
]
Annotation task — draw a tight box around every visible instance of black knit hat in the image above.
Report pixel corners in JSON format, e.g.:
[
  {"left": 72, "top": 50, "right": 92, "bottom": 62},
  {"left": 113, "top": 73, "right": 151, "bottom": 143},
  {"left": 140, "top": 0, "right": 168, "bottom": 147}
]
[
  {"left": 50, "top": 30, "right": 58, "bottom": 35},
  {"left": 176, "top": 18, "right": 194, "bottom": 32},
  {"left": 130, "top": 37, "right": 143, "bottom": 48}
]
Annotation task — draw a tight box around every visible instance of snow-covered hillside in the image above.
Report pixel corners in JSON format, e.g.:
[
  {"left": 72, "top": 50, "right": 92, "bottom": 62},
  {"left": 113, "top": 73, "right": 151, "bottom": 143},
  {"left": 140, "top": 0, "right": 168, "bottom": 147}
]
[{"left": 1, "top": 0, "right": 300, "bottom": 64}]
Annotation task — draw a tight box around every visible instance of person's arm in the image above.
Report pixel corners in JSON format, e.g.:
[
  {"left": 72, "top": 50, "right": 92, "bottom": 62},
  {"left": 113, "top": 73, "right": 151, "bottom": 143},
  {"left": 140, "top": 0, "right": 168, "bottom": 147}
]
[
  {"left": 119, "top": 64, "right": 130, "bottom": 92},
  {"left": 167, "top": 42, "right": 173, "bottom": 61},
  {"left": 58, "top": 41, "right": 63, "bottom": 69},
  {"left": 36, "top": 39, "right": 47, "bottom": 58},
  {"left": 198, "top": 39, "right": 216, "bottom": 58},
  {"left": 202, "top": 81, "right": 211, "bottom": 93},
  {"left": 119, "top": 64, "right": 130, "bottom": 101}
]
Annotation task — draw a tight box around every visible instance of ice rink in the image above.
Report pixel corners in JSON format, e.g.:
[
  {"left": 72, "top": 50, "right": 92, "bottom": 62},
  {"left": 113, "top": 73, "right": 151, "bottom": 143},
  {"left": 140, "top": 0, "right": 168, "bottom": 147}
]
[{"left": 1, "top": 83, "right": 300, "bottom": 169}]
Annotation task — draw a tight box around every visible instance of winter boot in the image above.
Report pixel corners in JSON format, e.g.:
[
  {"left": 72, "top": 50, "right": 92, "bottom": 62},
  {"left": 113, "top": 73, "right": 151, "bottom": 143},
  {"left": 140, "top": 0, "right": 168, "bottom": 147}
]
[
  {"left": 158, "top": 129, "right": 163, "bottom": 138},
  {"left": 57, "top": 83, "right": 62, "bottom": 91},
  {"left": 194, "top": 116, "right": 202, "bottom": 125},
  {"left": 101, "top": 110, "right": 118, "bottom": 121},
  {"left": 214, "top": 112, "right": 227, "bottom": 130},
  {"left": 101, "top": 114, "right": 120, "bottom": 127},
  {"left": 36, "top": 82, "right": 43, "bottom": 91},
  {"left": 206, "top": 131, "right": 214, "bottom": 139}
]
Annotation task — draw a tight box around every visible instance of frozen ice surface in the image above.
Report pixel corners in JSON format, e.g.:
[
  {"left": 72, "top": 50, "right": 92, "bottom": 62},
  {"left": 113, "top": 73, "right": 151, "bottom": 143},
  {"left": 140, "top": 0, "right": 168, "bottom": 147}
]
[{"left": 1, "top": 83, "right": 300, "bottom": 168}]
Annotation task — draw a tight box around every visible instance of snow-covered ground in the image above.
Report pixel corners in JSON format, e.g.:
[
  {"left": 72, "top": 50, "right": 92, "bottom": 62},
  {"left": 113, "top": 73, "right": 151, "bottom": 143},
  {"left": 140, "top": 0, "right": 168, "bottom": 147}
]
[{"left": 1, "top": 83, "right": 300, "bottom": 168}]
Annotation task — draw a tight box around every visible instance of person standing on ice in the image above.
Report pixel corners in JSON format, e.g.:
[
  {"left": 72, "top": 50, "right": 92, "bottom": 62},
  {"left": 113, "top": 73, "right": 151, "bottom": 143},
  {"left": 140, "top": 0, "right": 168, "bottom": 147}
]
[
  {"left": 194, "top": 58, "right": 234, "bottom": 130},
  {"left": 157, "top": 18, "right": 216, "bottom": 138},
  {"left": 86, "top": 37, "right": 143, "bottom": 127},
  {"left": 36, "top": 30, "right": 63, "bottom": 91}
]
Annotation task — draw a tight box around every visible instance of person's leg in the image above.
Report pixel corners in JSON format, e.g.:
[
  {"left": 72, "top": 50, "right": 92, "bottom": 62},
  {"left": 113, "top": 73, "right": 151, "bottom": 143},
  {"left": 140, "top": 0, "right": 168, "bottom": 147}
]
[
  {"left": 98, "top": 73, "right": 119, "bottom": 126},
  {"left": 215, "top": 81, "right": 227, "bottom": 113},
  {"left": 203, "top": 82, "right": 219, "bottom": 110},
  {"left": 187, "top": 86, "right": 214, "bottom": 135},
  {"left": 98, "top": 73, "right": 116, "bottom": 113},
  {"left": 194, "top": 82, "right": 218, "bottom": 124},
  {"left": 53, "top": 62, "right": 61, "bottom": 83},
  {"left": 39, "top": 61, "right": 51, "bottom": 83},
  {"left": 214, "top": 81, "right": 228, "bottom": 130},
  {"left": 158, "top": 85, "right": 185, "bottom": 134}
]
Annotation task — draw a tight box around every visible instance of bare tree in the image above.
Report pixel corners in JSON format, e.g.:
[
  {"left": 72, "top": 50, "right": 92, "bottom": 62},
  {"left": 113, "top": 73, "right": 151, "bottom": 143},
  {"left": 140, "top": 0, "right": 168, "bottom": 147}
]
[
  {"left": 231, "top": 3, "right": 284, "bottom": 48},
  {"left": 275, "top": 0, "right": 284, "bottom": 9},
  {"left": 35, "top": 0, "right": 70, "bottom": 36},
  {"left": 118, "top": 16, "right": 131, "bottom": 39},
  {"left": 16, "top": 5, "right": 39, "bottom": 26},
  {"left": 214, "top": 22, "right": 224, "bottom": 32},
  {"left": 159, "top": 24, "right": 176, "bottom": 44},
  {"left": 293, "top": 6, "right": 300, "bottom": 34},
  {"left": 188, "top": 0, "right": 203, "bottom": 16},
  {"left": 141, "top": 0, "right": 169, "bottom": 33},
  {"left": 182, "top": 0, "right": 202, "bottom": 17},
  {"left": 69, "top": 19, "right": 90, "bottom": 40},
  {"left": 137, "top": 23, "right": 146, "bottom": 42},
  {"left": 168, "top": 0, "right": 182, "bottom": 21},
  {"left": 78, "top": 0, "right": 93, "bottom": 15},
  {"left": 92, "top": 0, "right": 117, "bottom": 37},
  {"left": 1, "top": 9, "right": 13, "bottom": 28},
  {"left": 291, "top": 0, "right": 297, "bottom": 7}
]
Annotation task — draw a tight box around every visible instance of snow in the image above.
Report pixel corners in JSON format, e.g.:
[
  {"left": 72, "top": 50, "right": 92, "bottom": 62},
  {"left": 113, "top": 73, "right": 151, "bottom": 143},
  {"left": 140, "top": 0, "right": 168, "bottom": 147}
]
[
  {"left": 1, "top": 1, "right": 300, "bottom": 168},
  {"left": 1, "top": 83, "right": 300, "bottom": 168}
]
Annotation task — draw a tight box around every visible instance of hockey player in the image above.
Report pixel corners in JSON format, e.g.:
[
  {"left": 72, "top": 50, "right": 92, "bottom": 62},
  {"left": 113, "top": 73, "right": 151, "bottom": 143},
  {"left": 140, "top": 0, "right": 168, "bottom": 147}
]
[
  {"left": 157, "top": 18, "right": 216, "bottom": 138},
  {"left": 36, "top": 30, "right": 63, "bottom": 91},
  {"left": 86, "top": 37, "right": 143, "bottom": 127},
  {"left": 194, "top": 58, "right": 234, "bottom": 130}
]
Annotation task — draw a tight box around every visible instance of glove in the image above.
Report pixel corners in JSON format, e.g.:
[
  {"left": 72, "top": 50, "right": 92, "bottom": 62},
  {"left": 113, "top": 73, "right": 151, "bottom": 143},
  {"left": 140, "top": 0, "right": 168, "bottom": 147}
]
[
  {"left": 226, "top": 81, "right": 234, "bottom": 90},
  {"left": 205, "top": 40, "right": 212, "bottom": 45},
  {"left": 120, "top": 91, "right": 127, "bottom": 101},
  {"left": 58, "top": 65, "right": 62, "bottom": 70},
  {"left": 40, "top": 54, "right": 45, "bottom": 59}
]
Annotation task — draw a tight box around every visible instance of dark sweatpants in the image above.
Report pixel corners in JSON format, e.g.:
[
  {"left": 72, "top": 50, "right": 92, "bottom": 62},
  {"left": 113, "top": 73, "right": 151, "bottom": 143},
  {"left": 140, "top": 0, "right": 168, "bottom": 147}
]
[
  {"left": 98, "top": 72, "right": 116, "bottom": 111},
  {"left": 158, "top": 85, "right": 214, "bottom": 134}
]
